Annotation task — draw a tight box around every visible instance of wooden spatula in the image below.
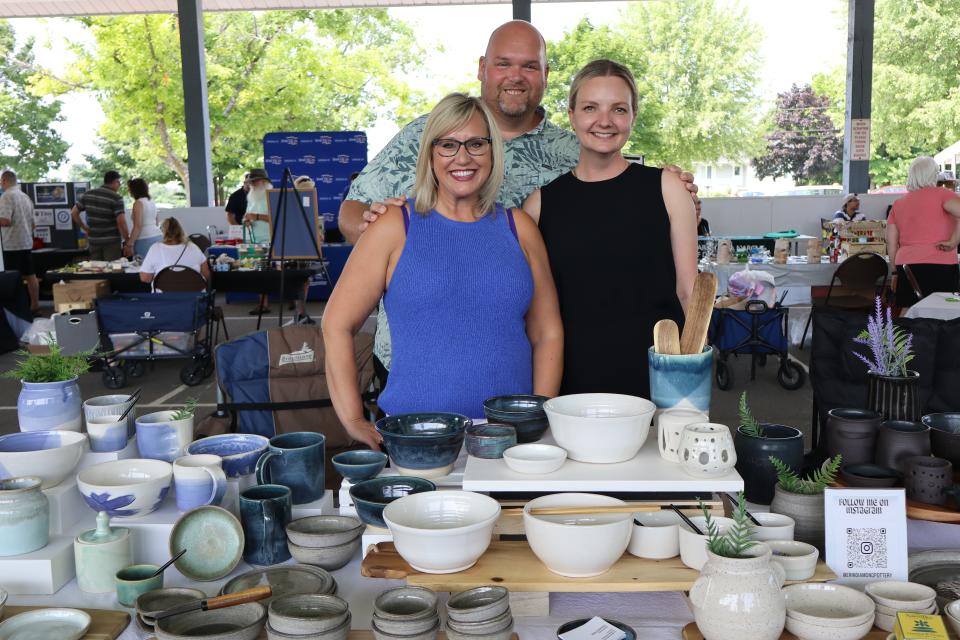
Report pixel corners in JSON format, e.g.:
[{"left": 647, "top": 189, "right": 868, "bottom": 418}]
[
  {"left": 679, "top": 271, "right": 718, "bottom": 355},
  {"left": 653, "top": 319, "right": 681, "bottom": 355}
]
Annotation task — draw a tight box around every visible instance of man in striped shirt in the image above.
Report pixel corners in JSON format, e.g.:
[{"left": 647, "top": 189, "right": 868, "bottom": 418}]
[{"left": 71, "top": 170, "right": 130, "bottom": 260}]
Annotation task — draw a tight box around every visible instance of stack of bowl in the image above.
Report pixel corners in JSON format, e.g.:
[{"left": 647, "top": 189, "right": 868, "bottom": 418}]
[
  {"left": 944, "top": 599, "right": 960, "bottom": 636},
  {"left": 783, "top": 583, "right": 876, "bottom": 640},
  {"left": 135, "top": 587, "right": 204, "bottom": 633},
  {"left": 266, "top": 594, "right": 352, "bottom": 640},
  {"left": 286, "top": 516, "right": 365, "bottom": 571},
  {"left": 483, "top": 395, "right": 550, "bottom": 443},
  {"left": 445, "top": 586, "right": 513, "bottom": 640},
  {"left": 865, "top": 581, "right": 937, "bottom": 632},
  {"left": 371, "top": 586, "right": 440, "bottom": 640}
]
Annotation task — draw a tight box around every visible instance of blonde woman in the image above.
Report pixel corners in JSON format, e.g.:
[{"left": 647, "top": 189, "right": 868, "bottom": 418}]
[
  {"left": 322, "top": 93, "right": 563, "bottom": 450},
  {"left": 140, "top": 217, "right": 210, "bottom": 291}
]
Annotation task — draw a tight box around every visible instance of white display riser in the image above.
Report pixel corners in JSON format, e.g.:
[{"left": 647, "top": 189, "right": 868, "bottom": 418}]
[
  {"left": 0, "top": 521, "right": 88, "bottom": 595},
  {"left": 77, "top": 435, "right": 140, "bottom": 471},
  {"left": 360, "top": 525, "right": 392, "bottom": 559},
  {"left": 45, "top": 474, "right": 94, "bottom": 536}
]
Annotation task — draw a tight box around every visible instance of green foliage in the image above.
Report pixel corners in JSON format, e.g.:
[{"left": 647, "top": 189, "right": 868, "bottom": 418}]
[
  {"left": 543, "top": 0, "right": 765, "bottom": 167},
  {"left": 0, "top": 20, "right": 68, "bottom": 180},
  {"left": 701, "top": 493, "right": 756, "bottom": 559},
  {"left": 770, "top": 455, "right": 843, "bottom": 495},
  {"left": 738, "top": 391, "right": 764, "bottom": 438},
  {"left": 171, "top": 397, "right": 199, "bottom": 421},
  {"left": 3, "top": 342, "right": 91, "bottom": 383}
]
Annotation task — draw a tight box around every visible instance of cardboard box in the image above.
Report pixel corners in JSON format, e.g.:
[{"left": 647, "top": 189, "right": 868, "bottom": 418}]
[
  {"left": 841, "top": 241, "right": 887, "bottom": 257},
  {"left": 52, "top": 279, "right": 110, "bottom": 313}
]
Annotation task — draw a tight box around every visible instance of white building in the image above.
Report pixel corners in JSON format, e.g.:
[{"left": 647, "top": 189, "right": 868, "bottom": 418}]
[
  {"left": 935, "top": 140, "right": 960, "bottom": 176},
  {"left": 692, "top": 159, "right": 796, "bottom": 197}
]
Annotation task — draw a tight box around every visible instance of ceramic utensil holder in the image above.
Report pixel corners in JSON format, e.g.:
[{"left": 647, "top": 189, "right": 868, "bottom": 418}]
[
  {"left": 648, "top": 346, "right": 713, "bottom": 415},
  {"left": 679, "top": 423, "right": 737, "bottom": 478},
  {"left": 825, "top": 408, "right": 882, "bottom": 466},
  {"left": 904, "top": 456, "right": 953, "bottom": 506},
  {"left": 240, "top": 484, "right": 292, "bottom": 565}
]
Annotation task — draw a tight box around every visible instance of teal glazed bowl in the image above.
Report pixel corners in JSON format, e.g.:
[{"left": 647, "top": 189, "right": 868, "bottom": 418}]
[
  {"left": 375, "top": 413, "right": 469, "bottom": 479},
  {"left": 465, "top": 424, "right": 517, "bottom": 459},
  {"left": 331, "top": 450, "right": 389, "bottom": 483},
  {"left": 349, "top": 476, "right": 436, "bottom": 529},
  {"left": 482, "top": 395, "right": 549, "bottom": 443}
]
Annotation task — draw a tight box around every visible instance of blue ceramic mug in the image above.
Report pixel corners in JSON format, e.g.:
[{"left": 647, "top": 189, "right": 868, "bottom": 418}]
[
  {"left": 173, "top": 455, "right": 227, "bottom": 511},
  {"left": 239, "top": 484, "right": 292, "bottom": 566},
  {"left": 255, "top": 432, "right": 325, "bottom": 505}
]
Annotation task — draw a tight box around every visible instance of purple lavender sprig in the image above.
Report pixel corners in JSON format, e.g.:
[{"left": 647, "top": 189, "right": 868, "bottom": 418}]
[{"left": 851, "top": 297, "right": 914, "bottom": 377}]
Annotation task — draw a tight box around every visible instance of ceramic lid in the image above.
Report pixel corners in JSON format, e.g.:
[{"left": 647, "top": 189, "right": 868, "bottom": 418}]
[{"left": 78, "top": 511, "right": 129, "bottom": 544}]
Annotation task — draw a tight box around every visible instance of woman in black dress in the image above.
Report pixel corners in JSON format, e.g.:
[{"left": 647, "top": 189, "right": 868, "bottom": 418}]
[{"left": 523, "top": 60, "right": 698, "bottom": 398}]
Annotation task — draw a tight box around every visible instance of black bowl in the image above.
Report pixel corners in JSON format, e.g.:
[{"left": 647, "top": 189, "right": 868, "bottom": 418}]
[
  {"left": 557, "top": 619, "right": 636, "bottom": 640},
  {"left": 923, "top": 413, "right": 960, "bottom": 467},
  {"left": 348, "top": 476, "right": 436, "bottom": 529},
  {"left": 483, "top": 394, "right": 549, "bottom": 444},
  {"left": 375, "top": 413, "right": 469, "bottom": 476},
  {"left": 840, "top": 463, "right": 901, "bottom": 487}
]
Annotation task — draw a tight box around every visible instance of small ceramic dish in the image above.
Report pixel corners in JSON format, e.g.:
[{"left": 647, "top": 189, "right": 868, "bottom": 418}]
[
  {"left": 749, "top": 512, "right": 796, "bottom": 542},
  {"left": 268, "top": 594, "right": 350, "bottom": 635},
  {"left": 446, "top": 609, "right": 512, "bottom": 634},
  {"left": 371, "top": 618, "right": 440, "bottom": 640},
  {"left": 766, "top": 540, "right": 819, "bottom": 581},
  {"left": 372, "top": 612, "right": 439, "bottom": 636},
  {"left": 136, "top": 587, "right": 205, "bottom": 622},
  {"left": 785, "top": 615, "right": 874, "bottom": 640},
  {"left": 482, "top": 394, "right": 550, "bottom": 443},
  {"left": 502, "top": 443, "right": 566, "bottom": 475},
  {"left": 875, "top": 601, "right": 936, "bottom": 616},
  {"left": 446, "top": 585, "right": 510, "bottom": 623},
  {"left": 865, "top": 581, "right": 937, "bottom": 610},
  {"left": 464, "top": 423, "right": 517, "bottom": 459},
  {"left": 154, "top": 602, "right": 266, "bottom": 640},
  {"left": 266, "top": 613, "right": 351, "bottom": 640},
  {"left": 285, "top": 515, "right": 364, "bottom": 548},
  {"left": 186, "top": 433, "right": 270, "bottom": 477},
  {"left": 169, "top": 505, "right": 244, "bottom": 581},
  {"left": 0, "top": 608, "right": 92, "bottom": 640},
  {"left": 220, "top": 566, "right": 336, "bottom": 605},
  {"left": 556, "top": 618, "right": 636, "bottom": 640},
  {"left": 287, "top": 537, "right": 360, "bottom": 571},
  {"left": 627, "top": 511, "right": 682, "bottom": 560},
  {"left": 349, "top": 476, "right": 436, "bottom": 529},
  {"left": 331, "top": 450, "right": 388, "bottom": 483},
  {"left": 783, "top": 583, "right": 875, "bottom": 627},
  {"left": 373, "top": 586, "right": 438, "bottom": 621},
  {"left": 840, "top": 463, "right": 901, "bottom": 488}
]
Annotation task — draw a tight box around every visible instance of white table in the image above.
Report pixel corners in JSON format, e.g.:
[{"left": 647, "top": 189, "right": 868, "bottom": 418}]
[
  {"left": 904, "top": 292, "right": 960, "bottom": 321},
  {"left": 703, "top": 261, "right": 843, "bottom": 294}
]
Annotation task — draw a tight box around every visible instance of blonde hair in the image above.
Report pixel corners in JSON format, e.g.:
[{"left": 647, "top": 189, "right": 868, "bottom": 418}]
[
  {"left": 907, "top": 156, "right": 939, "bottom": 191},
  {"left": 412, "top": 93, "right": 504, "bottom": 216},
  {"left": 161, "top": 217, "right": 186, "bottom": 244},
  {"left": 568, "top": 59, "right": 639, "bottom": 116}
]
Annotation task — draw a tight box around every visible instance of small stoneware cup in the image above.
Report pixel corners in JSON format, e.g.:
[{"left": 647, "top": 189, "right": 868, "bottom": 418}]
[
  {"left": 627, "top": 511, "right": 682, "bottom": 559},
  {"left": 116, "top": 563, "right": 163, "bottom": 607},
  {"left": 87, "top": 415, "right": 129, "bottom": 453},
  {"left": 173, "top": 454, "right": 227, "bottom": 512}
]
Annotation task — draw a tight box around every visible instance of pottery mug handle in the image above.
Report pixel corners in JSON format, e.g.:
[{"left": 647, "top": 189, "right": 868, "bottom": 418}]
[
  {"left": 202, "top": 464, "right": 227, "bottom": 506},
  {"left": 255, "top": 449, "right": 280, "bottom": 485}
]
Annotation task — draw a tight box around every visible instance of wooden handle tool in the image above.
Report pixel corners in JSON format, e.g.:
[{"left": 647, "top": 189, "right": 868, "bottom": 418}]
[
  {"left": 154, "top": 586, "right": 273, "bottom": 621},
  {"left": 679, "top": 271, "right": 718, "bottom": 355},
  {"left": 653, "top": 319, "right": 681, "bottom": 355}
]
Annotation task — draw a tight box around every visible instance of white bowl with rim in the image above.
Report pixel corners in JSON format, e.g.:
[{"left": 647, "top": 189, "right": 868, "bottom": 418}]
[
  {"left": 627, "top": 511, "right": 682, "bottom": 560},
  {"left": 543, "top": 393, "right": 655, "bottom": 463},
  {"left": 77, "top": 458, "right": 173, "bottom": 518},
  {"left": 502, "top": 444, "right": 566, "bottom": 475},
  {"left": 750, "top": 512, "right": 795, "bottom": 542},
  {"left": 785, "top": 615, "right": 873, "bottom": 640},
  {"left": 0, "top": 430, "right": 88, "bottom": 489},
  {"left": 766, "top": 540, "right": 818, "bottom": 581},
  {"left": 944, "top": 600, "right": 960, "bottom": 637},
  {"left": 783, "top": 583, "right": 875, "bottom": 628},
  {"left": 865, "top": 581, "right": 937, "bottom": 610},
  {"left": 678, "top": 515, "right": 734, "bottom": 570}
]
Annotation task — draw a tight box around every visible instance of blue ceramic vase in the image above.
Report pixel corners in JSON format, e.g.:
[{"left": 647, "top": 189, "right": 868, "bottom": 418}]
[
  {"left": 240, "top": 484, "right": 292, "bottom": 565},
  {"left": 17, "top": 378, "right": 83, "bottom": 432},
  {"left": 255, "top": 432, "right": 325, "bottom": 504},
  {"left": 0, "top": 476, "right": 50, "bottom": 556},
  {"left": 648, "top": 347, "right": 713, "bottom": 413}
]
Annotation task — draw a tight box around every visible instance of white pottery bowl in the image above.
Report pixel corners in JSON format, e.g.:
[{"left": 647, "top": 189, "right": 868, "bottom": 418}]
[
  {"left": 0, "top": 430, "right": 87, "bottom": 489},
  {"left": 502, "top": 444, "right": 566, "bottom": 475},
  {"left": 875, "top": 601, "right": 936, "bottom": 616},
  {"left": 766, "top": 540, "right": 819, "bottom": 581},
  {"left": 783, "top": 583, "right": 875, "bottom": 627},
  {"left": 865, "top": 581, "right": 937, "bottom": 610},
  {"left": 523, "top": 493, "right": 632, "bottom": 577},
  {"left": 77, "top": 458, "right": 173, "bottom": 518},
  {"left": 543, "top": 393, "right": 655, "bottom": 463},
  {"left": 678, "top": 515, "right": 734, "bottom": 570},
  {"left": 382, "top": 491, "right": 500, "bottom": 574},
  {"left": 944, "top": 600, "right": 960, "bottom": 637},
  {"left": 751, "top": 512, "right": 796, "bottom": 542},
  {"left": 874, "top": 610, "right": 896, "bottom": 633},
  {"left": 627, "top": 511, "right": 682, "bottom": 560},
  {"left": 785, "top": 615, "right": 874, "bottom": 640}
]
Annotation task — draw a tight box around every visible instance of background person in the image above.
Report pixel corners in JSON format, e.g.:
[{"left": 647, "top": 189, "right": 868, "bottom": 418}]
[
  {"left": 225, "top": 173, "right": 250, "bottom": 226},
  {"left": 0, "top": 170, "right": 40, "bottom": 312},
  {"left": 243, "top": 168, "right": 273, "bottom": 315},
  {"left": 140, "top": 217, "right": 210, "bottom": 291},
  {"left": 833, "top": 193, "right": 866, "bottom": 222},
  {"left": 71, "top": 170, "right": 130, "bottom": 260},
  {"left": 127, "top": 178, "right": 161, "bottom": 257}
]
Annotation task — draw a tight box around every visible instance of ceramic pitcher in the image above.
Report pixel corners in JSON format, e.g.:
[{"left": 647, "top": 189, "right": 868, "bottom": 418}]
[{"left": 690, "top": 543, "right": 786, "bottom": 640}]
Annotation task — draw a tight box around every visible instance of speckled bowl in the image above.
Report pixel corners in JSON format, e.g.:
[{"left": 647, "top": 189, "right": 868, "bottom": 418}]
[
  {"left": 784, "top": 583, "right": 875, "bottom": 628},
  {"left": 155, "top": 602, "right": 266, "bottom": 640},
  {"left": 331, "top": 450, "right": 388, "bottom": 483},
  {"left": 464, "top": 424, "right": 517, "bottom": 459},
  {"left": 373, "top": 586, "right": 438, "bottom": 621},
  {"left": 376, "top": 413, "right": 469, "bottom": 479},
  {"left": 287, "top": 538, "right": 360, "bottom": 571},
  {"left": 349, "top": 476, "right": 436, "bottom": 529},
  {"left": 285, "top": 515, "right": 364, "bottom": 548},
  {"left": 186, "top": 434, "right": 270, "bottom": 478},
  {"left": 446, "top": 586, "right": 510, "bottom": 623},
  {"left": 266, "top": 614, "right": 350, "bottom": 640},
  {"left": 267, "top": 594, "right": 350, "bottom": 635},
  {"left": 483, "top": 394, "right": 550, "bottom": 443}
]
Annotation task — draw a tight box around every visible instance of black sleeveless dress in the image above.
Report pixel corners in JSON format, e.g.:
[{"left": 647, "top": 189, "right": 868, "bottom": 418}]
[{"left": 539, "top": 163, "right": 685, "bottom": 398}]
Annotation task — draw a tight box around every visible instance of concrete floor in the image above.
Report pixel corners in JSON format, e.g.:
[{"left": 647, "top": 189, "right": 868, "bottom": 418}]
[{"left": 0, "top": 301, "right": 815, "bottom": 448}]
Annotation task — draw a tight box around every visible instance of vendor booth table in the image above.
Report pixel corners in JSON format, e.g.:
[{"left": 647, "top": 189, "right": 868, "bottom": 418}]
[{"left": 905, "top": 292, "right": 960, "bottom": 321}]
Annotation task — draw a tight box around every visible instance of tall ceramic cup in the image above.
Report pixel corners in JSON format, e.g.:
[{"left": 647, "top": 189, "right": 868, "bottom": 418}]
[
  {"left": 136, "top": 410, "right": 194, "bottom": 462},
  {"left": 657, "top": 408, "right": 710, "bottom": 463},
  {"left": 84, "top": 394, "right": 137, "bottom": 439},
  {"left": 174, "top": 455, "right": 227, "bottom": 511},
  {"left": 87, "top": 415, "right": 129, "bottom": 453},
  {"left": 648, "top": 347, "right": 714, "bottom": 415},
  {"left": 255, "top": 432, "right": 325, "bottom": 504},
  {"left": 240, "top": 484, "right": 292, "bottom": 565}
]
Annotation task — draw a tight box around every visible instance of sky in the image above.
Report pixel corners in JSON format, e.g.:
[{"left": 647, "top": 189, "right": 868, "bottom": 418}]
[{"left": 9, "top": 0, "right": 846, "bottom": 178}]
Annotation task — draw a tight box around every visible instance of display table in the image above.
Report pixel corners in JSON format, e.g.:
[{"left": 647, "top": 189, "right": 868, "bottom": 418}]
[
  {"left": 702, "top": 261, "right": 846, "bottom": 293},
  {"left": 45, "top": 267, "right": 319, "bottom": 296},
  {"left": 905, "top": 291, "right": 960, "bottom": 321}
]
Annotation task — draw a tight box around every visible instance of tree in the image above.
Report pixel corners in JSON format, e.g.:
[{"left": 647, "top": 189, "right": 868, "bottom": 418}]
[
  {"left": 34, "top": 10, "right": 428, "bottom": 202},
  {"left": 0, "top": 20, "right": 68, "bottom": 180},
  {"left": 752, "top": 84, "right": 841, "bottom": 185},
  {"left": 543, "top": 0, "right": 764, "bottom": 167}
]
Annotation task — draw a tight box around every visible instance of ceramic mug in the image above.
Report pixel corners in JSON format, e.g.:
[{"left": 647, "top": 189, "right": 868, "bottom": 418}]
[
  {"left": 240, "top": 484, "right": 292, "bottom": 565},
  {"left": 656, "top": 408, "right": 710, "bottom": 463},
  {"left": 87, "top": 415, "right": 129, "bottom": 453},
  {"left": 255, "top": 432, "right": 325, "bottom": 504},
  {"left": 174, "top": 454, "right": 227, "bottom": 512},
  {"left": 679, "top": 423, "right": 737, "bottom": 478},
  {"left": 84, "top": 394, "right": 137, "bottom": 439},
  {"left": 136, "top": 411, "right": 194, "bottom": 462},
  {"left": 116, "top": 563, "right": 163, "bottom": 607}
]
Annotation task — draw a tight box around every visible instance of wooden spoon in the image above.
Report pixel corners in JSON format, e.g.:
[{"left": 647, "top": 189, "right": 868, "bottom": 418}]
[
  {"left": 679, "top": 271, "right": 718, "bottom": 355},
  {"left": 653, "top": 319, "right": 681, "bottom": 355}
]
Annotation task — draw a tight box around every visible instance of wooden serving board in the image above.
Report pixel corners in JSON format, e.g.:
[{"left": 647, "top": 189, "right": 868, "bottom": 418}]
[
  {"left": 682, "top": 622, "right": 890, "bottom": 640},
  {"left": 361, "top": 541, "right": 836, "bottom": 593},
  {"left": 2, "top": 605, "right": 129, "bottom": 640}
]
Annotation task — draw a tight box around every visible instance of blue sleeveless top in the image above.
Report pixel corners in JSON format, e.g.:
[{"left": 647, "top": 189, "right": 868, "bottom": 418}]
[{"left": 378, "top": 199, "right": 534, "bottom": 418}]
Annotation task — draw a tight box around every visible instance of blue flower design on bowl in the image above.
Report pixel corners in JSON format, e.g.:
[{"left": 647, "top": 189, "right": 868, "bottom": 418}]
[{"left": 81, "top": 491, "right": 139, "bottom": 517}]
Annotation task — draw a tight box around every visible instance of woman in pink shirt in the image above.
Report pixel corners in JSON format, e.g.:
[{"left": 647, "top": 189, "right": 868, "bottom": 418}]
[{"left": 887, "top": 156, "right": 960, "bottom": 308}]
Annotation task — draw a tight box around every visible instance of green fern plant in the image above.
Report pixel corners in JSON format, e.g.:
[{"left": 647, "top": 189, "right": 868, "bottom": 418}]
[
  {"left": 738, "top": 391, "right": 764, "bottom": 437},
  {"left": 701, "top": 492, "right": 757, "bottom": 559},
  {"left": 769, "top": 455, "right": 843, "bottom": 495},
  {"left": 2, "top": 342, "right": 91, "bottom": 383},
  {"left": 171, "top": 397, "right": 199, "bottom": 421}
]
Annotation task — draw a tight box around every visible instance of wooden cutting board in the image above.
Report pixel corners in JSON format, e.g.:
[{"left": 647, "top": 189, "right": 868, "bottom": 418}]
[
  {"left": 682, "top": 622, "right": 890, "bottom": 640},
  {"left": 2, "top": 605, "right": 129, "bottom": 640}
]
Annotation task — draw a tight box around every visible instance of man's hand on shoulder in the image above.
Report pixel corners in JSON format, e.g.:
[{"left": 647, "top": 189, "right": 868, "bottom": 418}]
[
  {"left": 360, "top": 197, "right": 407, "bottom": 234},
  {"left": 663, "top": 164, "right": 699, "bottom": 196}
]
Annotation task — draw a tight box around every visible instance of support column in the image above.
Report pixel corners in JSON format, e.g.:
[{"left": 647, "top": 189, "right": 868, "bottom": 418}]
[
  {"left": 512, "top": 0, "right": 531, "bottom": 22},
  {"left": 177, "top": 0, "right": 213, "bottom": 206},
  {"left": 842, "top": 0, "right": 874, "bottom": 194}
]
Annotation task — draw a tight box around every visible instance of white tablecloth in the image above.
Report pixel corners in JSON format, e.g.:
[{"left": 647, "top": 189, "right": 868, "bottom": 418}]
[
  {"left": 904, "top": 292, "right": 960, "bottom": 321},
  {"left": 703, "top": 261, "right": 843, "bottom": 294}
]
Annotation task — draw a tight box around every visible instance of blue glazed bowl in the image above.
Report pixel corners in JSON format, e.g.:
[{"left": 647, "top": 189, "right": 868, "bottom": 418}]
[
  {"left": 375, "top": 413, "right": 470, "bottom": 479},
  {"left": 186, "top": 434, "right": 270, "bottom": 478},
  {"left": 349, "top": 476, "right": 436, "bottom": 529},
  {"left": 465, "top": 424, "right": 517, "bottom": 459},
  {"left": 557, "top": 619, "right": 636, "bottom": 640},
  {"left": 482, "top": 395, "right": 549, "bottom": 444},
  {"left": 332, "top": 450, "right": 389, "bottom": 483}
]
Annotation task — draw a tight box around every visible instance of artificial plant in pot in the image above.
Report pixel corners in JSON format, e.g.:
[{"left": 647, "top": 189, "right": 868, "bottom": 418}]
[
  {"left": 4, "top": 343, "right": 90, "bottom": 432},
  {"left": 853, "top": 297, "right": 918, "bottom": 421},
  {"left": 733, "top": 392, "right": 804, "bottom": 505},
  {"left": 769, "top": 454, "right": 842, "bottom": 553},
  {"left": 690, "top": 493, "right": 786, "bottom": 640}
]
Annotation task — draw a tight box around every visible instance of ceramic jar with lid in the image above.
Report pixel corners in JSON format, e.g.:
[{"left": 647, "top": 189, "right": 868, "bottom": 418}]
[
  {"left": 75, "top": 511, "right": 132, "bottom": 593},
  {"left": 0, "top": 476, "right": 49, "bottom": 556}
]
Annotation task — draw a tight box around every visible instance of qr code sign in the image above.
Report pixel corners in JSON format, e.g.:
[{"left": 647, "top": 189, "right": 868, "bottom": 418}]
[{"left": 847, "top": 527, "right": 887, "bottom": 569}]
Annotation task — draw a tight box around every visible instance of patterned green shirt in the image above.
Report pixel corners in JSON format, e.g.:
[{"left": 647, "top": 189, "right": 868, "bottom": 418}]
[{"left": 346, "top": 109, "right": 580, "bottom": 369}]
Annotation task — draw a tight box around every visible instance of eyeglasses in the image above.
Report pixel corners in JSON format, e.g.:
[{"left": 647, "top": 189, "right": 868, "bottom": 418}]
[{"left": 432, "top": 137, "right": 492, "bottom": 157}]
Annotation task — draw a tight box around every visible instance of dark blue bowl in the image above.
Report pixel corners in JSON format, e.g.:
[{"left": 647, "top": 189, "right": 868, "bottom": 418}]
[
  {"left": 349, "top": 476, "right": 436, "bottom": 529},
  {"left": 465, "top": 423, "right": 517, "bottom": 459},
  {"left": 332, "top": 449, "right": 389, "bottom": 483},
  {"left": 186, "top": 433, "right": 270, "bottom": 478},
  {"left": 483, "top": 395, "right": 549, "bottom": 444},
  {"left": 557, "top": 619, "right": 636, "bottom": 640},
  {"left": 375, "top": 413, "right": 469, "bottom": 477}
]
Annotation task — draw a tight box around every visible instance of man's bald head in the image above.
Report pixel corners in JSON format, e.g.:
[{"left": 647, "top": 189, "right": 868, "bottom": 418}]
[
  {"left": 485, "top": 20, "right": 547, "bottom": 65},
  {"left": 478, "top": 20, "right": 549, "bottom": 127}
]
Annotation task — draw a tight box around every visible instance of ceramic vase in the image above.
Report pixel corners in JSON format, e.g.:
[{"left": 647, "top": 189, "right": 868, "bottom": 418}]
[
  {"left": 240, "top": 484, "right": 292, "bottom": 565},
  {"left": 657, "top": 408, "right": 710, "bottom": 463},
  {"left": 135, "top": 411, "right": 194, "bottom": 462},
  {"left": 770, "top": 485, "right": 824, "bottom": 553},
  {"left": 648, "top": 347, "right": 714, "bottom": 415},
  {"left": 904, "top": 456, "right": 953, "bottom": 506},
  {"left": 0, "top": 476, "right": 50, "bottom": 556},
  {"left": 74, "top": 511, "right": 132, "bottom": 593},
  {"left": 867, "top": 371, "right": 920, "bottom": 422},
  {"left": 678, "top": 423, "right": 736, "bottom": 478},
  {"left": 734, "top": 424, "right": 804, "bottom": 505},
  {"left": 689, "top": 544, "right": 786, "bottom": 640},
  {"left": 875, "top": 420, "right": 930, "bottom": 472},
  {"left": 17, "top": 377, "right": 83, "bottom": 432},
  {"left": 825, "top": 408, "right": 882, "bottom": 466}
]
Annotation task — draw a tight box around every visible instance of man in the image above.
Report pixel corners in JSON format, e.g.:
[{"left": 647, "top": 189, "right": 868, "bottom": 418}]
[
  {"left": 244, "top": 168, "right": 273, "bottom": 314},
  {"left": 832, "top": 193, "right": 866, "bottom": 222},
  {"left": 71, "top": 170, "right": 129, "bottom": 260},
  {"left": 0, "top": 170, "right": 40, "bottom": 312},
  {"left": 225, "top": 173, "right": 250, "bottom": 226}
]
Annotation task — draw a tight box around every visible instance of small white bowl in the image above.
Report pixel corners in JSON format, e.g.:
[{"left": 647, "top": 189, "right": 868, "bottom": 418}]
[
  {"left": 785, "top": 615, "right": 873, "bottom": 640},
  {"left": 944, "top": 600, "right": 960, "bottom": 637},
  {"left": 874, "top": 610, "right": 896, "bottom": 632},
  {"left": 865, "top": 581, "right": 937, "bottom": 610},
  {"left": 627, "top": 511, "right": 682, "bottom": 560},
  {"left": 875, "top": 601, "right": 936, "bottom": 616},
  {"left": 766, "top": 540, "right": 818, "bottom": 581},
  {"left": 502, "top": 444, "right": 566, "bottom": 475},
  {"left": 750, "top": 512, "right": 796, "bottom": 542},
  {"left": 543, "top": 393, "right": 655, "bottom": 463},
  {"left": 783, "top": 583, "right": 875, "bottom": 628},
  {"left": 678, "top": 515, "right": 734, "bottom": 570}
]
